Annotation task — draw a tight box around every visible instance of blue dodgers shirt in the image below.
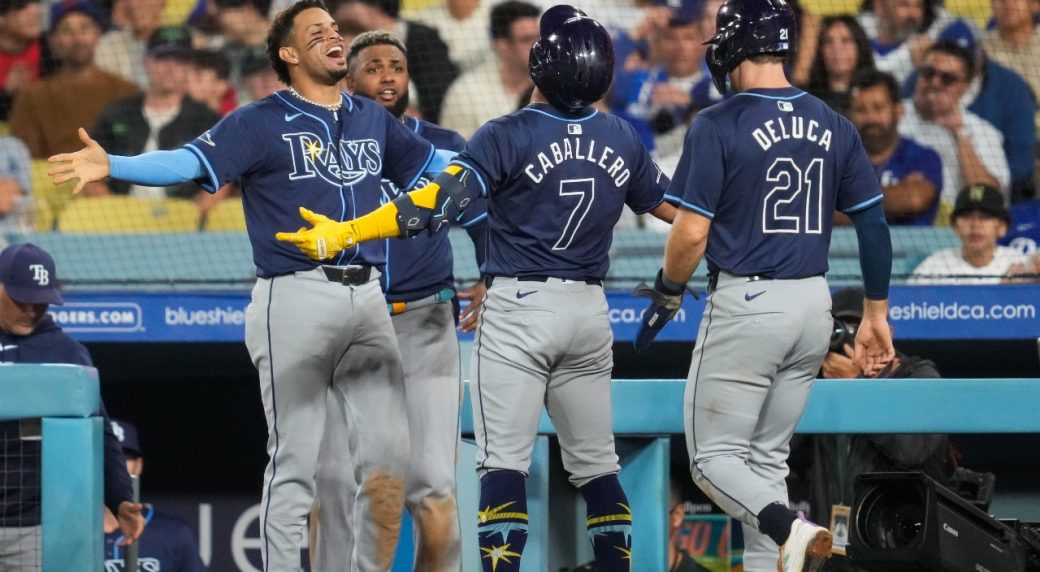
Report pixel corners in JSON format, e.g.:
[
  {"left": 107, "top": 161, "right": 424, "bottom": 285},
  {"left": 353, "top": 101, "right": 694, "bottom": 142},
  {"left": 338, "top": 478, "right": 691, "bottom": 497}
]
[{"left": 184, "top": 91, "right": 435, "bottom": 277}]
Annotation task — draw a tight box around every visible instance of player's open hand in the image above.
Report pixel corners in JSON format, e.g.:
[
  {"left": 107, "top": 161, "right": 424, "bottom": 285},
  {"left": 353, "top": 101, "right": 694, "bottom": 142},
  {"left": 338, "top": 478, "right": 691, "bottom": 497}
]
[
  {"left": 46, "top": 128, "right": 110, "bottom": 195},
  {"left": 276, "top": 207, "right": 358, "bottom": 261},
  {"left": 852, "top": 314, "right": 895, "bottom": 378},
  {"left": 457, "top": 280, "right": 486, "bottom": 333},
  {"left": 116, "top": 501, "right": 145, "bottom": 546}
]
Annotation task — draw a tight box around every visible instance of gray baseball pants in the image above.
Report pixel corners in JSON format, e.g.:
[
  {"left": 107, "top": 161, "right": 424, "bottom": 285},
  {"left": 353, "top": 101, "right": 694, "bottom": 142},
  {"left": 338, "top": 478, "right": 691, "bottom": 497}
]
[
  {"left": 246, "top": 267, "right": 410, "bottom": 572},
  {"left": 314, "top": 300, "right": 462, "bottom": 571},
  {"left": 684, "top": 272, "right": 831, "bottom": 572}
]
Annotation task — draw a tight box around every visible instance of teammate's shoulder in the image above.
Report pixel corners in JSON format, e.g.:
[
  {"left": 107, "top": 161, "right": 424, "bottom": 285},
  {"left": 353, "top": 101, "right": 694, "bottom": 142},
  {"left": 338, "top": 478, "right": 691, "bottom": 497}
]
[{"left": 413, "top": 117, "right": 467, "bottom": 150}]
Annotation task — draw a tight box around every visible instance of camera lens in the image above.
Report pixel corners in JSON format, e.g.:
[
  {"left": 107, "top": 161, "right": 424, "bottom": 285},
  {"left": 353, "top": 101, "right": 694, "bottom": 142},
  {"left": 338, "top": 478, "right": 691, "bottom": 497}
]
[
  {"left": 830, "top": 318, "right": 856, "bottom": 352},
  {"left": 856, "top": 484, "right": 926, "bottom": 549}
]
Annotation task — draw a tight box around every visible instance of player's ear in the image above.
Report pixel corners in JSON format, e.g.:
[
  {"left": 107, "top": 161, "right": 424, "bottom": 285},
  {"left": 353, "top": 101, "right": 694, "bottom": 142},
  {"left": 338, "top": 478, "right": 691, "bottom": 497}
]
[{"left": 279, "top": 46, "right": 299, "bottom": 66}]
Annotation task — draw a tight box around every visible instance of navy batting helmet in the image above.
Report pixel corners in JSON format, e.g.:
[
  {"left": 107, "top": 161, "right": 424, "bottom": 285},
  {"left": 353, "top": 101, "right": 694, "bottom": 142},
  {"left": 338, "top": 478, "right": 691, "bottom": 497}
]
[
  {"left": 704, "top": 0, "right": 797, "bottom": 93},
  {"left": 529, "top": 5, "right": 614, "bottom": 115}
]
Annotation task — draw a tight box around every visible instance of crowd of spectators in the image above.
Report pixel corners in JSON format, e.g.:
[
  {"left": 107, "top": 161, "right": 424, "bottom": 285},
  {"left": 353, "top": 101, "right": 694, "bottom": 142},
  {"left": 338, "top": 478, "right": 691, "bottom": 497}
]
[{"left": 0, "top": 0, "right": 1038, "bottom": 278}]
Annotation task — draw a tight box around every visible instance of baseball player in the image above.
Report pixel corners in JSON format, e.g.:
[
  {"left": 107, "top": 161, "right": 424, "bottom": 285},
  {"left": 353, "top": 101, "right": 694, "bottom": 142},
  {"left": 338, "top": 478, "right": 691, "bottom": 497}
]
[
  {"left": 310, "top": 30, "right": 487, "bottom": 571},
  {"left": 631, "top": 0, "right": 895, "bottom": 570},
  {"left": 46, "top": 1, "right": 447, "bottom": 569},
  {"left": 277, "top": 7, "right": 677, "bottom": 570},
  {"left": 104, "top": 419, "right": 208, "bottom": 572}
]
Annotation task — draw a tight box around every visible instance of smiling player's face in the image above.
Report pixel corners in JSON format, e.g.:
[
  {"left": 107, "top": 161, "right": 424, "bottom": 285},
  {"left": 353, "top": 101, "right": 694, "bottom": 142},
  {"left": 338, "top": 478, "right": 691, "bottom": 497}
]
[{"left": 288, "top": 8, "right": 348, "bottom": 84}]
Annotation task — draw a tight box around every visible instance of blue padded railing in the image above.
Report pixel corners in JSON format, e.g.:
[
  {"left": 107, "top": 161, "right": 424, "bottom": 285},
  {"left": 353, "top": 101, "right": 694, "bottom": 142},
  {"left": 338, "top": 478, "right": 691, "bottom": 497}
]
[
  {"left": 0, "top": 365, "right": 103, "bottom": 572},
  {"left": 449, "top": 378, "right": 1040, "bottom": 571}
]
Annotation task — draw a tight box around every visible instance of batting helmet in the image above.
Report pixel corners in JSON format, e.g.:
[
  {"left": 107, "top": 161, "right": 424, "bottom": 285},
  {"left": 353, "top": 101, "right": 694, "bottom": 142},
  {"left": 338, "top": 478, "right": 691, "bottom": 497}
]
[
  {"left": 529, "top": 5, "right": 614, "bottom": 116},
  {"left": 704, "top": 0, "right": 797, "bottom": 93}
]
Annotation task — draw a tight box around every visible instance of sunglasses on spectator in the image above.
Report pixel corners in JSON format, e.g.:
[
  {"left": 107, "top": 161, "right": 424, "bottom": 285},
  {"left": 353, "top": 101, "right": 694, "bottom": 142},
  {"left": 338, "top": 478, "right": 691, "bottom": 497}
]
[{"left": 920, "top": 66, "right": 966, "bottom": 86}]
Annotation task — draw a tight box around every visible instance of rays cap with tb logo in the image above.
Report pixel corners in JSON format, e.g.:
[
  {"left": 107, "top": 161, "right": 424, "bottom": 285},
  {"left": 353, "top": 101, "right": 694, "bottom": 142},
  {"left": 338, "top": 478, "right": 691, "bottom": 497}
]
[{"left": 0, "top": 243, "right": 64, "bottom": 306}]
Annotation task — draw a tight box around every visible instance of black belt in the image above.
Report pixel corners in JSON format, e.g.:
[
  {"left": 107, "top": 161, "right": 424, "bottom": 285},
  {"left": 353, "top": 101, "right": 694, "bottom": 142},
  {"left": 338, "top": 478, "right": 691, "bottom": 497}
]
[
  {"left": 484, "top": 274, "right": 602, "bottom": 287},
  {"left": 320, "top": 265, "right": 373, "bottom": 286}
]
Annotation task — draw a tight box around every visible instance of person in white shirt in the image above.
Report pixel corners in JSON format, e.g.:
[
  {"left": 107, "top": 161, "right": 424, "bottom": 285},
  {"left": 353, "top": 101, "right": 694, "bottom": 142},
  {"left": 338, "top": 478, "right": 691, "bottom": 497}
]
[
  {"left": 911, "top": 184, "right": 1031, "bottom": 284},
  {"left": 439, "top": 0, "right": 540, "bottom": 138},
  {"left": 899, "top": 40, "right": 1009, "bottom": 224}
]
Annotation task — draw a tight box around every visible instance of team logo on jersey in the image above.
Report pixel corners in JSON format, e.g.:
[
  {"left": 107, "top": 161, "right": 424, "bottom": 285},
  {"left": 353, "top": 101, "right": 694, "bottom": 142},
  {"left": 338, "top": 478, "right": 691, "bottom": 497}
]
[
  {"left": 197, "top": 131, "right": 216, "bottom": 147},
  {"left": 282, "top": 133, "right": 382, "bottom": 186}
]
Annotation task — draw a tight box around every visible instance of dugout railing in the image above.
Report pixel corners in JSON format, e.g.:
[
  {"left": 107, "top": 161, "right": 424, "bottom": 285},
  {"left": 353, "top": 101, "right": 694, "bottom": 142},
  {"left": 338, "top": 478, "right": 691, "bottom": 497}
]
[{"left": 0, "top": 364, "right": 104, "bottom": 572}]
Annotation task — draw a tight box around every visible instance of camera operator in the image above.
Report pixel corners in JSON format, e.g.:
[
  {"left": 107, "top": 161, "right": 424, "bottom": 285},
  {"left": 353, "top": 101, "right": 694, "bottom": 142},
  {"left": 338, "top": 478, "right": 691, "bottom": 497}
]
[{"left": 807, "top": 286, "right": 955, "bottom": 570}]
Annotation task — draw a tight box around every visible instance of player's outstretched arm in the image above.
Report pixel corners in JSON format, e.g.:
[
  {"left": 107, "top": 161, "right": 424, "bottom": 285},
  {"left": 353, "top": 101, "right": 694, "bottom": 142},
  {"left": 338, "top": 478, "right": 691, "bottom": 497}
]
[
  {"left": 46, "top": 128, "right": 110, "bottom": 195},
  {"left": 277, "top": 164, "right": 479, "bottom": 261}
]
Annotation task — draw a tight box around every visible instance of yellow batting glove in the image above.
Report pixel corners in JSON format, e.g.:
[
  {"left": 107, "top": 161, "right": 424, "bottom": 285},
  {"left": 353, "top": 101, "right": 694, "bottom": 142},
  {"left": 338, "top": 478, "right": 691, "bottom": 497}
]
[{"left": 275, "top": 207, "right": 359, "bottom": 261}]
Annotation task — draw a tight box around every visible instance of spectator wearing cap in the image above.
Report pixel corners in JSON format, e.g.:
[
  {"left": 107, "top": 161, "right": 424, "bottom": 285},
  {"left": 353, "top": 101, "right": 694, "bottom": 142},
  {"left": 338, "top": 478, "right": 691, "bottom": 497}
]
[
  {"left": 0, "top": 243, "right": 144, "bottom": 569},
  {"left": 103, "top": 419, "right": 209, "bottom": 572},
  {"left": 186, "top": 49, "right": 237, "bottom": 115},
  {"left": 899, "top": 40, "right": 1010, "bottom": 223},
  {"left": 8, "top": 0, "right": 139, "bottom": 158},
  {"left": 905, "top": 21, "right": 1037, "bottom": 201},
  {"left": 93, "top": 0, "right": 166, "bottom": 87},
  {"left": 0, "top": 0, "right": 43, "bottom": 122},
  {"left": 328, "top": 0, "right": 455, "bottom": 124},
  {"left": 88, "top": 26, "right": 224, "bottom": 208},
  {"left": 911, "top": 184, "right": 1035, "bottom": 283},
  {"left": 984, "top": 0, "right": 1040, "bottom": 132}
]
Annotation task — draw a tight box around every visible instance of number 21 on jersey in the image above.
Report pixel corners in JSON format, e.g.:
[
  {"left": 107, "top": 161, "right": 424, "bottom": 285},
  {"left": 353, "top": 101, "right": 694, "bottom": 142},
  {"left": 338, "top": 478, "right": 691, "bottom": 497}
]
[{"left": 762, "top": 157, "right": 824, "bottom": 234}]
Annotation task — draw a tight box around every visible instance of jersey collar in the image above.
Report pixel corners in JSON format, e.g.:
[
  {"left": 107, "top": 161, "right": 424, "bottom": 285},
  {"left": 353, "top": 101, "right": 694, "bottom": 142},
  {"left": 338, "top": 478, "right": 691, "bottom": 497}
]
[{"left": 523, "top": 103, "right": 598, "bottom": 122}]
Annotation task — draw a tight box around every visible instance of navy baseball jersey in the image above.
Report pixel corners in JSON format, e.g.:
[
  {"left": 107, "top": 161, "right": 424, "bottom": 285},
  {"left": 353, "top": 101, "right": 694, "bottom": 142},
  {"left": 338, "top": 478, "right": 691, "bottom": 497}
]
[
  {"left": 875, "top": 137, "right": 943, "bottom": 226},
  {"left": 672, "top": 87, "right": 882, "bottom": 279},
  {"left": 381, "top": 116, "right": 487, "bottom": 302},
  {"left": 184, "top": 91, "right": 435, "bottom": 277},
  {"left": 453, "top": 103, "right": 670, "bottom": 280},
  {"left": 105, "top": 506, "right": 207, "bottom": 571}
]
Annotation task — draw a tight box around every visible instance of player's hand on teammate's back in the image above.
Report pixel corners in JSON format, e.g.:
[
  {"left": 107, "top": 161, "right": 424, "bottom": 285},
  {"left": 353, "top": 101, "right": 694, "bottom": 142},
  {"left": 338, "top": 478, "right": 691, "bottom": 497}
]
[
  {"left": 457, "top": 280, "right": 486, "bottom": 333},
  {"left": 852, "top": 300, "right": 895, "bottom": 377},
  {"left": 276, "top": 207, "right": 358, "bottom": 261},
  {"left": 46, "top": 128, "right": 111, "bottom": 195},
  {"left": 632, "top": 269, "right": 688, "bottom": 352},
  {"left": 116, "top": 501, "right": 146, "bottom": 546}
]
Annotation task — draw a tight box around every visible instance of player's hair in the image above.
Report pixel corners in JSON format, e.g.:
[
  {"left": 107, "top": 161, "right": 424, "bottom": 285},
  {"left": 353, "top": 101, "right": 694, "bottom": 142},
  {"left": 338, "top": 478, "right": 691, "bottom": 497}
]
[
  {"left": 747, "top": 54, "right": 787, "bottom": 65},
  {"left": 189, "top": 49, "right": 231, "bottom": 81},
  {"left": 490, "top": 0, "right": 540, "bottom": 40},
  {"left": 347, "top": 30, "right": 407, "bottom": 68},
  {"left": 267, "top": 0, "right": 330, "bottom": 85},
  {"left": 850, "top": 68, "right": 901, "bottom": 105},
  {"left": 925, "top": 39, "right": 976, "bottom": 79},
  {"left": 806, "top": 15, "right": 875, "bottom": 93}
]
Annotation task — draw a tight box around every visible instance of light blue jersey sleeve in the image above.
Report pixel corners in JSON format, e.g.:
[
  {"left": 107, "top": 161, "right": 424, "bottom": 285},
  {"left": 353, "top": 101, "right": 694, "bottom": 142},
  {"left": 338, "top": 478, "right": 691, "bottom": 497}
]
[{"left": 108, "top": 149, "right": 206, "bottom": 188}]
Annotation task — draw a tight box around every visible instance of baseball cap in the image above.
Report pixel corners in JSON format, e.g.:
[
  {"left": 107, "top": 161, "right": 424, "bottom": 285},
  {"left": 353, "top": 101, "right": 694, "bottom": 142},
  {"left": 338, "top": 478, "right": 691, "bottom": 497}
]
[
  {"left": 952, "top": 184, "right": 1009, "bottom": 223},
  {"left": 49, "top": 0, "right": 104, "bottom": 29},
  {"left": 147, "top": 26, "right": 193, "bottom": 59},
  {"left": 109, "top": 419, "right": 142, "bottom": 458},
  {"left": 831, "top": 286, "right": 865, "bottom": 321},
  {"left": 0, "top": 243, "right": 64, "bottom": 306},
  {"left": 937, "top": 20, "right": 978, "bottom": 54},
  {"left": 241, "top": 44, "right": 271, "bottom": 77},
  {"left": 667, "top": 0, "right": 706, "bottom": 26}
]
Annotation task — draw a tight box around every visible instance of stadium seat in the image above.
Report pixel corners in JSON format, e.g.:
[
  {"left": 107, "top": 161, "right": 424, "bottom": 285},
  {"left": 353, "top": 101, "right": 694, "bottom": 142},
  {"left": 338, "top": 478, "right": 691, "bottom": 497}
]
[
  {"left": 56, "top": 196, "right": 200, "bottom": 233},
  {"left": 30, "top": 159, "right": 76, "bottom": 231},
  {"left": 202, "top": 197, "right": 247, "bottom": 231}
]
